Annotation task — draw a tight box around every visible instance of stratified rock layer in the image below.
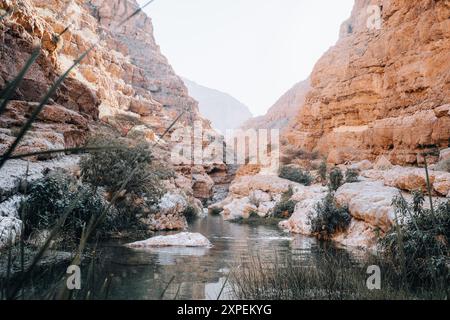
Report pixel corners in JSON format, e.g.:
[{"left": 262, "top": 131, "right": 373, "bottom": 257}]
[
  {"left": 284, "top": 0, "right": 450, "bottom": 165},
  {"left": 0, "top": 0, "right": 207, "bottom": 156}
]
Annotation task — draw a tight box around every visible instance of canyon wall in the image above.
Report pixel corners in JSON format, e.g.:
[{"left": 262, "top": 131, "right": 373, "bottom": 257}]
[
  {"left": 284, "top": 0, "right": 450, "bottom": 165},
  {"left": 0, "top": 0, "right": 207, "bottom": 156}
]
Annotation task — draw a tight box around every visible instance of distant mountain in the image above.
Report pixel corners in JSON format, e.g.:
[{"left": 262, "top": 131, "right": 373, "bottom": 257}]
[
  {"left": 183, "top": 78, "right": 253, "bottom": 134},
  {"left": 241, "top": 79, "right": 310, "bottom": 132}
]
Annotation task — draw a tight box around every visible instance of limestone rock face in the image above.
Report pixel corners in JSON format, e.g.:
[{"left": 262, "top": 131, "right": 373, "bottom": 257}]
[
  {"left": 0, "top": 0, "right": 207, "bottom": 156},
  {"left": 0, "top": 217, "right": 22, "bottom": 249},
  {"left": 335, "top": 181, "right": 397, "bottom": 232},
  {"left": 439, "top": 148, "right": 450, "bottom": 162},
  {"left": 229, "top": 174, "right": 298, "bottom": 198},
  {"left": 192, "top": 173, "right": 215, "bottom": 201},
  {"left": 210, "top": 174, "right": 301, "bottom": 220},
  {"left": 284, "top": 0, "right": 450, "bottom": 165},
  {"left": 332, "top": 219, "right": 378, "bottom": 251},
  {"left": 222, "top": 197, "right": 257, "bottom": 221},
  {"left": 126, "top": 232, "right": 212, "bottom": 248},
  {"left": 279, "top": 185, "right": 328, "bottom": 235},
  {"left": 142, "top": 192, "right": 188, "bottom": 231},
  {"left": 361, "top": 166, "right": 450, "bottom": 197}
]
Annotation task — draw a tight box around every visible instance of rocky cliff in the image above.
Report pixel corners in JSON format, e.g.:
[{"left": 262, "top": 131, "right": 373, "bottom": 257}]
[
  {"left": 183, "top": 78, "right": 253, "bottom": 134},
  {"left": 0, "top": 0, "right": 228, "bottom": 240},
  {"left": 0, "top": 0, "right": 207, "bottom": 156},
  {"left": 241, "top": 79, "right": 310, "bottom": 133},
  {"left": 284, "top": 0, "right": 450, "bottom": 165}
]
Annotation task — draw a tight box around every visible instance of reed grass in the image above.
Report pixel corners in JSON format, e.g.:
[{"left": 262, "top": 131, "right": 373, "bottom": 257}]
[{"left": 230, "top": 249, "right": 447, "bottom": 300}]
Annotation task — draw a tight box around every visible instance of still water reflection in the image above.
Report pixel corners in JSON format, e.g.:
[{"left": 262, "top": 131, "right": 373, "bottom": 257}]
[{"left": 96, "top": 215, "right": 328, "bottom": 300}]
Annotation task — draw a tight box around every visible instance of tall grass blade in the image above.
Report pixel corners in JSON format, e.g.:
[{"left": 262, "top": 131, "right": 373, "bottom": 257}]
[
  {"left": 423, "top": 156, "right": 436, "bottom": 221},
  {"left": 1, "top": 146, "right": 125, "bottom": 161},
  {"left": 217, "top": 272, "right": 230, "bottom": 300},
  {"left": 174, "top": 283, "right": 182, "bottom": 300},
  {"left": 160, "top": 276, "right": 175, "bottom": 299}
]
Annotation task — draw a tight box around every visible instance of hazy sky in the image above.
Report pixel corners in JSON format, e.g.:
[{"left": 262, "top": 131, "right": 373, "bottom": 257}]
[{"left": 139, "top": 0, "right": 354, "bottom": 116}]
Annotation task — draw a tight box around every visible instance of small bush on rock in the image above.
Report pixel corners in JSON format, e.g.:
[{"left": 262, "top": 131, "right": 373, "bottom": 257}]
[
  {"left": 329, "top": 168, "right": 344, "bottom": 191},
  {"left": 273, "top": 188, "right": 297, "bottom": 219},
  {"left": 318, "top": 160, "right": 327, "bottom": 183},
  {"left": 21, "top": 171, "right": 112, "bottom": 245},
  {"left": 210, "top": 207, "right": 223, "bottom": 215},
  {"left": 309, "top": 193, "right": 351, "bottom": 240},
  {"left": 183, "top": 205, "right": 199, "bottom": 221},
  {"left": 80, "top": 136, "right": 171, "bottom": 213},
  {"left": 345, "top": 169, "right": 359, "bottom": 183},
  {"left": 273, "top": 200, "right": 297, "bottom": 219},
  {"left": 279, "top": 166, "right": 313, "bottom": 186}
]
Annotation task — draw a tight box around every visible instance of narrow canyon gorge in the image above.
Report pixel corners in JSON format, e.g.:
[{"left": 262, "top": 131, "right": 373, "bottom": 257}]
[{"left": 0, "top": 0, "right": 449, "bottom": 300}]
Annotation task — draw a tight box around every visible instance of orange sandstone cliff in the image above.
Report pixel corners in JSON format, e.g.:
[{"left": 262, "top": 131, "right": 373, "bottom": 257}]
[{"left": 282, "top": 0, "right": 450, "bottom": 165}]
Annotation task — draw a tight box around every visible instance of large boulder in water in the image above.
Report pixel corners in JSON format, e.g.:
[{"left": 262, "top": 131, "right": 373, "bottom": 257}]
[{"left": 126, "top": 232, "right": 212, "bottom": 248}]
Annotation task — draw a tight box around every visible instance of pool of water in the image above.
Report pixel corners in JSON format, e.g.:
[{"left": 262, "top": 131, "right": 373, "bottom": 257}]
[{"left": 94, "top": 215, "right": 326, "bottom": 300}]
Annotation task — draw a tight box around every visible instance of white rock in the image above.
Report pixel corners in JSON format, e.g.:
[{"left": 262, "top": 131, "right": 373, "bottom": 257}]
[
  {"left": 126, "top": 232, "right": 212, "bottom": 248},
  {"left": 257, "top": 201, "right": 276, "bottom": 217},
  {"left": 158, "top": 192, "right": 188, "bottom": 216},
  {"left": 229, "top": 174, "right": 299, "bottom": 198},
  {"left": 0, "top": 195, "right": 23, "bottom": 218},
  {"left": 208, "top": 196, "right": 233, "bottom": 213},
  {"left": 382, "top": 166, "right": 450, "bottom": 196},
  {"left": 0, "top": 156, "right": 79, "bottom": 198},
  {"left": 335, "top": 181, "right": 398, "bottom": 232},
  {"left": 374, "top": 155, "right": 393, "bottom": 170},
  {"left": 222, "top": 197, "right": 257, "bottom": 221},
  {"left": 439, "top": 148, "right": 450, "bottom": 162},
  {"left": 332, "top": 219, "right": 379, "bottom": 251},
  {"left": 249, "top": 190, "right": 272, "bottom": 204},
  {"left": 349, "top": 160, "right": 373, "bottom": 171},
  {"left": 431, "top": 171, "right": 450, "bottom": 197},
  {"left": 0, "top": 217, "right": 22, "bottom": 249},
  {"left": 279, "top": 185, "right": 328, "bottom": 235}
]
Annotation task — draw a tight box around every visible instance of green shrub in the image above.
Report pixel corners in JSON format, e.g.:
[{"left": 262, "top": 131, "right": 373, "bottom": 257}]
[
  {"left": 80, "top": 137, "right": 170, "bottom": 208},
  {"left": 273, "top": 200, "right": 296, "bottom": 219},
  {"left": 380, "top": 193, "right": 450, "bottom": 288},
  {"left": 183, "top": 205, "right": 199, "bottom": 221},
  {"left": 309, "top": 193, "right": 351, "bottom": 240},
  {"left": 318, "top": 160, "right": 327, "bottom": 183},
  {"left": 21, "top": 171, "right": 111, "bottom": 245},
  {"left": 345, "top": 169, "right": 359, "bottom": 183},
  {"left": 329, "top": 167, "right": 344, "bottom": 191},
  {"left": 279, "top": 166, "right": 313, "bottom": 186},
  {"left": 273, "top": 189, "right": 297, "bottom": 219},
  {"left": 210, "top": 207, "right": 223, "bottom": 215}
]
